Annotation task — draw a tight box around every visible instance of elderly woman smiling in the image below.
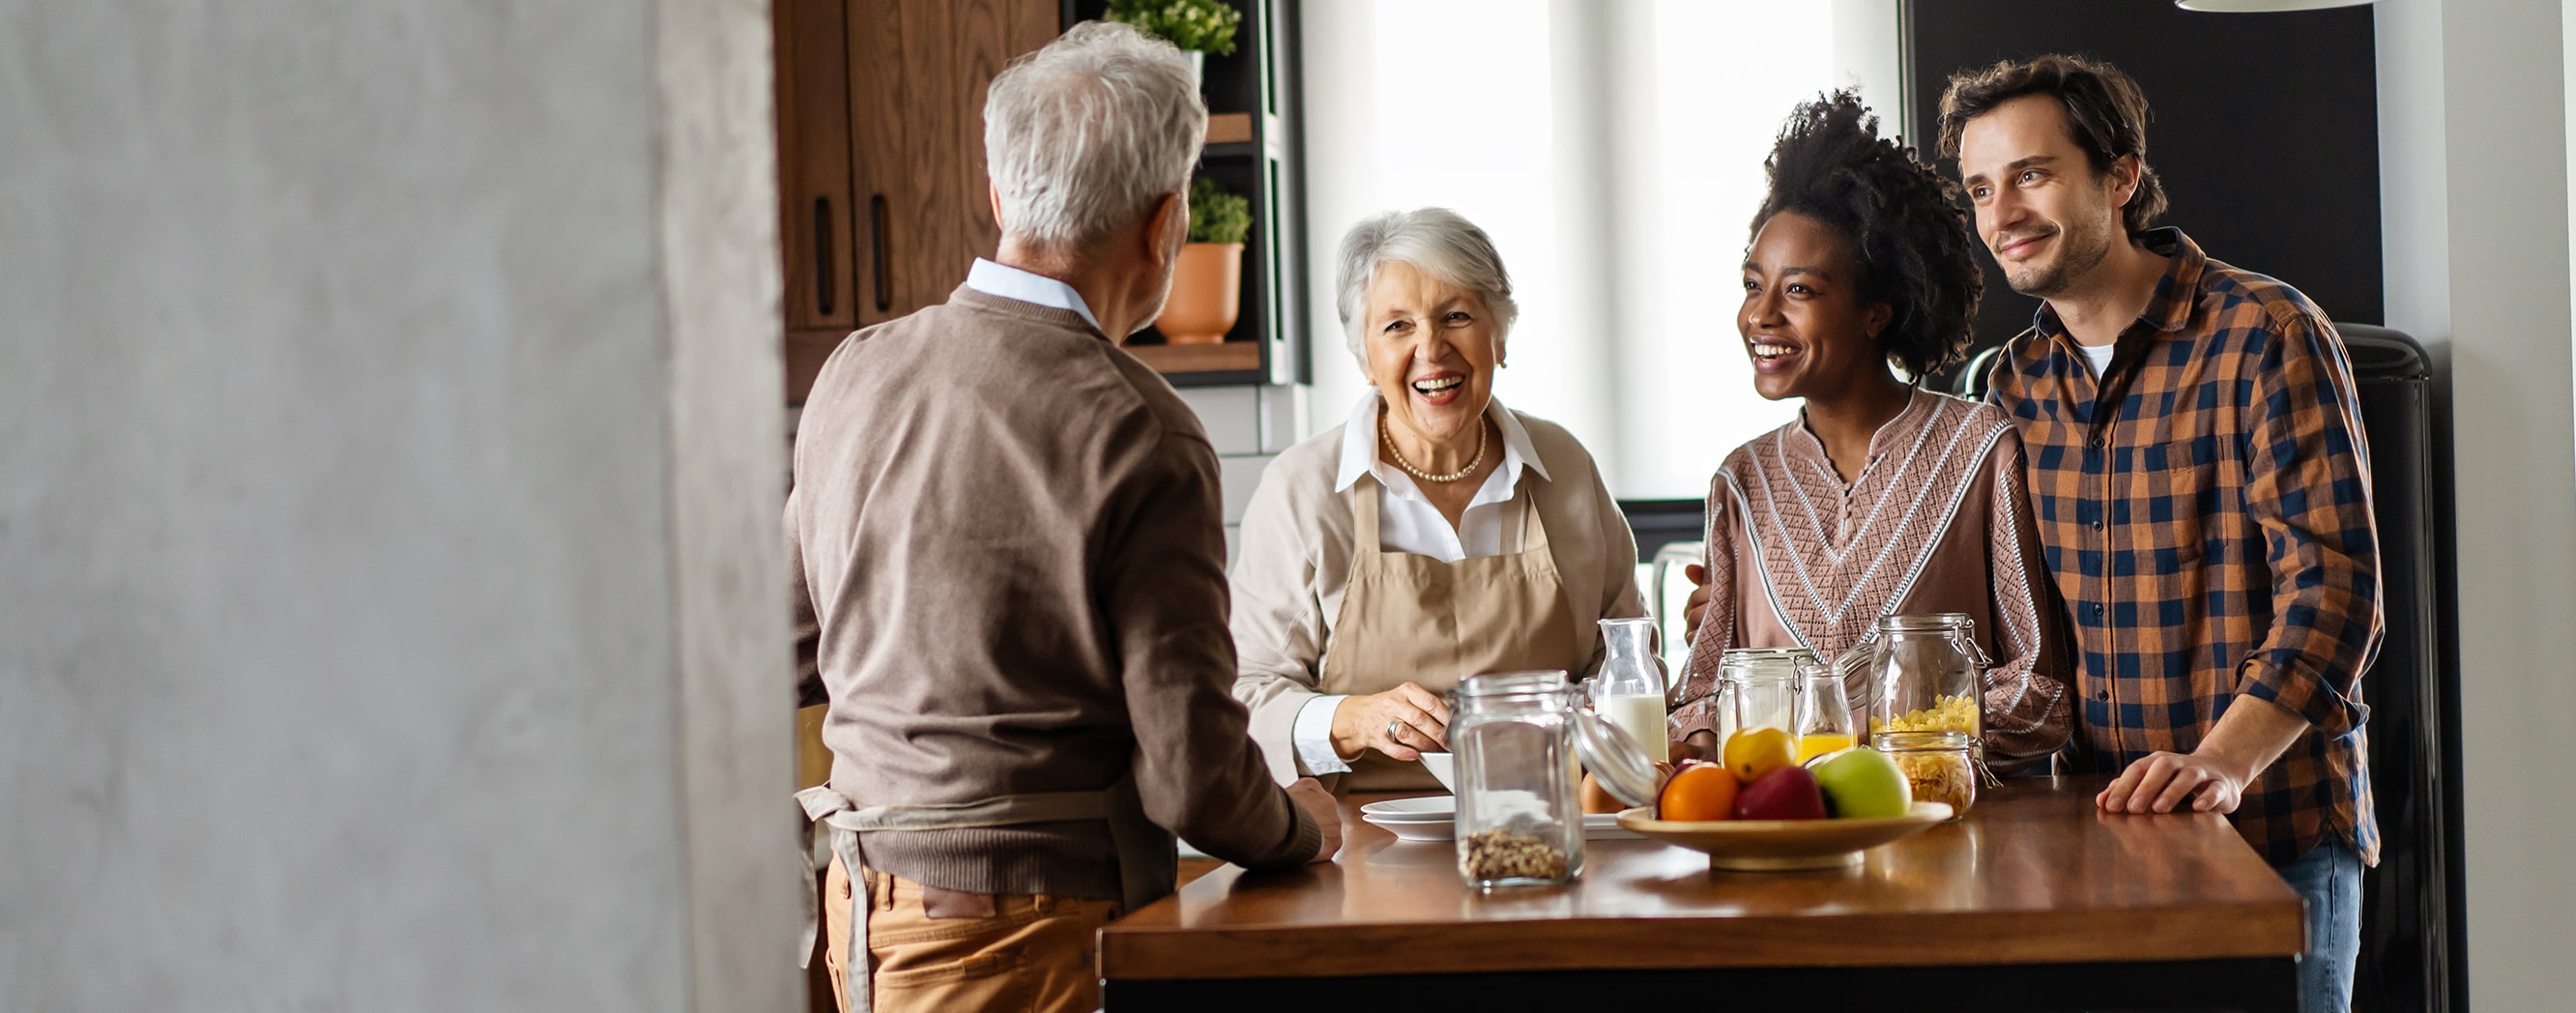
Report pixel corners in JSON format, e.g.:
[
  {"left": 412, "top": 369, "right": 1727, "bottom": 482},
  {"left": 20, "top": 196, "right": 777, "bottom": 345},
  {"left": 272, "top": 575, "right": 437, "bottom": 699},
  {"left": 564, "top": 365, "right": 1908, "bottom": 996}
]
[{"left": 1230, "top": 209, "right": 1643, "bottom": 792}]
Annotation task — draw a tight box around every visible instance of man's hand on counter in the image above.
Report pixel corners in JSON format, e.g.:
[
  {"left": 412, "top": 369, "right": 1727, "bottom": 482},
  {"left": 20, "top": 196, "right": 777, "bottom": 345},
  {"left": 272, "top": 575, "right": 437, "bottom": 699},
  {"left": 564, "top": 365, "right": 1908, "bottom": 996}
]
[
  {"left": 1285, "top": 777, "right": 1342, "bottom": 862},
  {"left": 2098, "top": 696, "right": 2306, "bottom": 816},
  {"left": 2098, "top": 751, "right": 2247, "bottom": 815}
]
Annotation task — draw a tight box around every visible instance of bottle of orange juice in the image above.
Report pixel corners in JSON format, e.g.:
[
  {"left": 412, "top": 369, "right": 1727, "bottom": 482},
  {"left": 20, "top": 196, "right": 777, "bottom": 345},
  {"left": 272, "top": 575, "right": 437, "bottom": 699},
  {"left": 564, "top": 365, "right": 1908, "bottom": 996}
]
[
  {"left": 1795, "top": 666, "right": 1856, "bottom": 764},
  {"left": 1798, "top": 732, "right": 1856, "bottom": 764}
]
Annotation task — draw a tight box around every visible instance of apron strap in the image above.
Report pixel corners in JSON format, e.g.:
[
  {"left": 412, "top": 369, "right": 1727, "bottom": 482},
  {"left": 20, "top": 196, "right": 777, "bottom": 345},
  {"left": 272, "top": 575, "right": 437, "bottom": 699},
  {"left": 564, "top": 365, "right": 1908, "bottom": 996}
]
[
  {"left": 795, "top": 773, "right": 1168, "bottom": 1013},
  {"left": 1518, "top": 482, "right": 1551, "bottom": 554},
  {"left": 1350, "top": 473, "right": 1383, "bottom": 554}
]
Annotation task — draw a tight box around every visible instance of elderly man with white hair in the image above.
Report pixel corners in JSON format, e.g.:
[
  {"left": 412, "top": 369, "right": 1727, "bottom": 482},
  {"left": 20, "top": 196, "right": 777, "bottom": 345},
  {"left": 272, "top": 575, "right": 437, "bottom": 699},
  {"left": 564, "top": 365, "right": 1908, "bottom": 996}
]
[
  {"left": 788, "top": 22, "right": 1338, "bottom": 1013},
  {"left": 1230, "top": 209, "right": 1645, "bottom": 794}
]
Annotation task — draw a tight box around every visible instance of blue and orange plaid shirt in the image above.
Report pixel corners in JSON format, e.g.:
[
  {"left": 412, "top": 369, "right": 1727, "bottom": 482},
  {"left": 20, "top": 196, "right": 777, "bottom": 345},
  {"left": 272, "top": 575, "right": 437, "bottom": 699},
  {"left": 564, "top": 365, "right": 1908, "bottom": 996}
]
[{"left": 1987, "top": 228, "right": 2381, "bottom": 867}]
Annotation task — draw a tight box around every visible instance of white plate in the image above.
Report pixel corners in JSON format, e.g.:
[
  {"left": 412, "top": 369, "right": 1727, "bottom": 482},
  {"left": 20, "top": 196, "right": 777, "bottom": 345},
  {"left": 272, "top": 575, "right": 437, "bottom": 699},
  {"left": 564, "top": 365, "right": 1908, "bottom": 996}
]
[
  {"left": 1358, "top": 796, "right": 1455, "bottom": 822},
  {"left": 1360, "top": 812, "right": 1456, "bottom": 842},
  {"left": 1357, "top": 797, "right": 1640, "bottom": 842},
  {"left": 1584, "top": 811, "right": 1642, "bottom": 840}
]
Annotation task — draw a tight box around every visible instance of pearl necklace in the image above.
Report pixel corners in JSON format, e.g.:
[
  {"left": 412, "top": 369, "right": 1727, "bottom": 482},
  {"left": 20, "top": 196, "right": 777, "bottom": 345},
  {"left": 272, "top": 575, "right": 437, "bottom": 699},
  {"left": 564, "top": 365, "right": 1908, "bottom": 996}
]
[{"left": 1379, "top": 415, "right": 1489, "bottom": 483}]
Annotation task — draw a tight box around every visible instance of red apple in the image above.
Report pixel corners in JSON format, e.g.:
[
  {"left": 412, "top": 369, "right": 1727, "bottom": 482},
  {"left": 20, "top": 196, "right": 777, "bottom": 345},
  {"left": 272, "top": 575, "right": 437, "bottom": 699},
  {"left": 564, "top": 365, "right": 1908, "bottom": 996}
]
[{"left": 1732, "top": 765, "right": 1829, "bottom": 821}]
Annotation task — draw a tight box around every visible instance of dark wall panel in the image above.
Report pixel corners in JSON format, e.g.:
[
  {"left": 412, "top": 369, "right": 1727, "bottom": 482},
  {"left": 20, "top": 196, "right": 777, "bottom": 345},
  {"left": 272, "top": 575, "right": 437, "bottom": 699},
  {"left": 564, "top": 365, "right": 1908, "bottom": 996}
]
[{"left": 1905, "top": 0, "right": 2381, "bottom": 382}]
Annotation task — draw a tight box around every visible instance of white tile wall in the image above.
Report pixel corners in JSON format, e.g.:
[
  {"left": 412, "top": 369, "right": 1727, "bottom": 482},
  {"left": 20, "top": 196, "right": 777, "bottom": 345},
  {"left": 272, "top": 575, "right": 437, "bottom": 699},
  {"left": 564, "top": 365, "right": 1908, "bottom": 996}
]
[
  {"left": 1174, "top": 383, "right": 1313, "bottom": 564},
  {"left": 1257, "top": 384, "right": 1311, "bottom": 453},
  {"left": 1173, "top": 386, "right": 1261, "bottom": 455}
]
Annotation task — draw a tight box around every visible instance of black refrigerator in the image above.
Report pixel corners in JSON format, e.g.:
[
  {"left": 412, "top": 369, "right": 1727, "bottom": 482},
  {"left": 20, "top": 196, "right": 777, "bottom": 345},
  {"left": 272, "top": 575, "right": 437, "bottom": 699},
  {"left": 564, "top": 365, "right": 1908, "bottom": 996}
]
[{"left": 2339, "top": 325, "right": 2466, "bottom": 1013}]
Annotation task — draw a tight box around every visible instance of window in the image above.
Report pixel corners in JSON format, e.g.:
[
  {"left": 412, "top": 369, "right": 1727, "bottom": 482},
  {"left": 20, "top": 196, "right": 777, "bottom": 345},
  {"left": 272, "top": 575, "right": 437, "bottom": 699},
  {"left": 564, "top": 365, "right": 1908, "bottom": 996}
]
[{"left": 1301, "top": 0, "right": 1902, "bottom": 499}]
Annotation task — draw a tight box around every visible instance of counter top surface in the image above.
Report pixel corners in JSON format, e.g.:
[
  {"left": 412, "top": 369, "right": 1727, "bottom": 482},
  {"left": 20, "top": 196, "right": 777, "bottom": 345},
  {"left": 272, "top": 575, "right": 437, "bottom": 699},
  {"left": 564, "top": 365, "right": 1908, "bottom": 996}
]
[{"left": 1099, "top": 775, "right": 2302, "bottom": 980}]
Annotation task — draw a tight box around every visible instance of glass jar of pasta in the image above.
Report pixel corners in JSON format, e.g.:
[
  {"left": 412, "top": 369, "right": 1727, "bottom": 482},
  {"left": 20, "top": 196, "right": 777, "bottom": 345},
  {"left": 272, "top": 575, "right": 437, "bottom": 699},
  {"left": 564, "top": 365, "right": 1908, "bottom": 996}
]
[
  {"left": 1873, "top": 730, "right": 1976, "bottom": 820},
  {"left": 1845, "top": 614, "right": 1988, "bottom": 759}
]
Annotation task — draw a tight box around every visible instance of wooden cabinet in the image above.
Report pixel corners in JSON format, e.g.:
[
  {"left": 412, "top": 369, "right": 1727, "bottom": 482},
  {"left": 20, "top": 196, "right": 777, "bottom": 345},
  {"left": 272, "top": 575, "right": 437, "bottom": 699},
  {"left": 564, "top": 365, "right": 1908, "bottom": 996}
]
[
  {"left": 775, "top": 0, "right": 1056, "bottom": 403},
  {"left": 774, "top": 0, "right": 1308, "bottom": 401}
]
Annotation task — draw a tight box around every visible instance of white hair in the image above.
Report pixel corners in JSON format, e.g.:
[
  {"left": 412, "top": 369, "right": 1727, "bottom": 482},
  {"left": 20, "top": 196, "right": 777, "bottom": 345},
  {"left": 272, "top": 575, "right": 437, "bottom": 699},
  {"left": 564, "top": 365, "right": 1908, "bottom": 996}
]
[
  {"left": 983, "top": 22, "right": 1207, "bottom": 250},
  {"left": 1334, "top": 208, "right": 1520, "bottom": 366}
]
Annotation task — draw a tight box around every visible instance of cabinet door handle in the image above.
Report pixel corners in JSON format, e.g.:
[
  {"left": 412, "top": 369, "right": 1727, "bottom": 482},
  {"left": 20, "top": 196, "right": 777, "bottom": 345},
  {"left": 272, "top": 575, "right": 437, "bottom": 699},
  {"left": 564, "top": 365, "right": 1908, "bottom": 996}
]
[
  {"left": 813, "top": 197, "right": 835, "bottom": 317},
  {"left": 869, "top": 193, "right": 890, "bottom": 312}
]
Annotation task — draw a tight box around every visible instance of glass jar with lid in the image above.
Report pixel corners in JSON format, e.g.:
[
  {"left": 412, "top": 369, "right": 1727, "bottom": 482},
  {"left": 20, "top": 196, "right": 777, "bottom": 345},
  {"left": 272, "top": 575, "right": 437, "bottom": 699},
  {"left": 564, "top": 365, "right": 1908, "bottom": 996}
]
[
  {"left": 1874, "top": 730, "right": 1975, "bottom": 819},
  {"left": 1839, "top": 614, "right": 1989, "bottom": 755},
  {"left": 1717, "top": 647, "right": 1819, "bottom": 741},
  {"left": 1449, "top": 670, "right": 1658, "bottom": 888}
]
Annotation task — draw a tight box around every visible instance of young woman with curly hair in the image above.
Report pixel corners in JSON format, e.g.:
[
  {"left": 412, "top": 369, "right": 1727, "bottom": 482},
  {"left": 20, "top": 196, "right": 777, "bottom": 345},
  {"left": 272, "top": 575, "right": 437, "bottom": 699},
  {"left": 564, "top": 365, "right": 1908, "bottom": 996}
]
[{"left": 1669, "top": 91, "right": 2074, "bottom": 773}]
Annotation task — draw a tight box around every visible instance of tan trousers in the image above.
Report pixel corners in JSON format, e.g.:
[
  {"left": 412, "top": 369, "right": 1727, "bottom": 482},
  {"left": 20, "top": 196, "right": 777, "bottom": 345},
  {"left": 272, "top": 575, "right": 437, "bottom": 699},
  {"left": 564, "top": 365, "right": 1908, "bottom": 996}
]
[{"left": 822, "top": 856, "right": 1121, "bottom": 1013}]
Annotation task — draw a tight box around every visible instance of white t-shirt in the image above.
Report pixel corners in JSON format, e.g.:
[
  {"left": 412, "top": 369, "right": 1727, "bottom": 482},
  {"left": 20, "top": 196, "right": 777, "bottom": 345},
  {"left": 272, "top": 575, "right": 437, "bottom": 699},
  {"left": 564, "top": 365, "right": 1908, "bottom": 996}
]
[{"left": 2079, "top": 341, "right": 2117, "bottom": 377}]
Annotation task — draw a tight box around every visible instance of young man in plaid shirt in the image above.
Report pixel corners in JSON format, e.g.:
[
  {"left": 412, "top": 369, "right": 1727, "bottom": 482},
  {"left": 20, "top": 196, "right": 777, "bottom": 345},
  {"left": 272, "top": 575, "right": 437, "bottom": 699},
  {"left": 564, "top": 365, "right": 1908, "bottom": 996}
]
[{"left": 1941, "top": 56, "right": 2382, "bottom": 1012}]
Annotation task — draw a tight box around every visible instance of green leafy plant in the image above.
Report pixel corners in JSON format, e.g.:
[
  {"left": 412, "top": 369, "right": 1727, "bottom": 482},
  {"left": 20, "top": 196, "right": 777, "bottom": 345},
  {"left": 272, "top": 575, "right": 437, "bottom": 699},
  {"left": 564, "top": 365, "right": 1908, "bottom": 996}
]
[
  {"left": 1106, "top": 0, "right": 1241, "bottom": 56},
  {"left": 1187, "top": 176, "right": 1251, "bottom": 246}
]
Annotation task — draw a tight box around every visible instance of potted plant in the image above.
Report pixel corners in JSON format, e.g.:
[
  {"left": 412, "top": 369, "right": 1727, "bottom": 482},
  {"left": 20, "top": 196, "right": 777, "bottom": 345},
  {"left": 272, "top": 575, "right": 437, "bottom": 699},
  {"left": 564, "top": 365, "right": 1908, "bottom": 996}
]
[
  {"left": 1105, "top": 0, "right": 1241, "bottom": 82},
  {"left": 1155, "top": 176, "right": 1250, "bottom": 345}
]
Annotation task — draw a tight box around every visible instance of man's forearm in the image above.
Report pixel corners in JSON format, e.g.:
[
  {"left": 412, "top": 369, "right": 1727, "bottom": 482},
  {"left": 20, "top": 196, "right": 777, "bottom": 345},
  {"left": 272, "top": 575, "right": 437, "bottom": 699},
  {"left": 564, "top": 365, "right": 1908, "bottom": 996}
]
[{"left": 2194, "top": 693, "right": 2309, "bottom": 784}]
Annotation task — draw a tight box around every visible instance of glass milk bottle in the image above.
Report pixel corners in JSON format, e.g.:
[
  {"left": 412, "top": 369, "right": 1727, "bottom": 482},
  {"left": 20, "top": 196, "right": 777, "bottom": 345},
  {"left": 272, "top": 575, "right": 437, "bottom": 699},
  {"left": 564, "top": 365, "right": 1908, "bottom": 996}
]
[{"left": 1592, "top": 617, "right": 1668, "bottom": 764}]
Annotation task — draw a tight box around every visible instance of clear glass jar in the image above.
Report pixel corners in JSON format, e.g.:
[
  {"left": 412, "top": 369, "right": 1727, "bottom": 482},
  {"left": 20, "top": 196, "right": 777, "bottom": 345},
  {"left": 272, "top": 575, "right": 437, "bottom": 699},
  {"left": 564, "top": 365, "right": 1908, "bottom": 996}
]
[
  {"left": 1718, "top": 647, "right": 1817, "bottom": 740},
  {"left": 1842, "top": 614, "right": 1989, "bottom": 752},
  {"left": 1874, "top": 730, "right": 1975, "bottom": 819},
  {"left": 1450, "top": 671, "right": 1584, "bottom": 887}
]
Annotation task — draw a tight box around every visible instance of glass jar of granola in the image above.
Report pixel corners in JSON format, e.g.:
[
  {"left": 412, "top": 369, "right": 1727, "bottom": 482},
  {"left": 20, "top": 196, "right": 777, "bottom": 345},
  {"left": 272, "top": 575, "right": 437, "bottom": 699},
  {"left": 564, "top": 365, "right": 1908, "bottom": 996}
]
[{"left": 1449, "top": 671, "right": 1586, "bottom": 887}]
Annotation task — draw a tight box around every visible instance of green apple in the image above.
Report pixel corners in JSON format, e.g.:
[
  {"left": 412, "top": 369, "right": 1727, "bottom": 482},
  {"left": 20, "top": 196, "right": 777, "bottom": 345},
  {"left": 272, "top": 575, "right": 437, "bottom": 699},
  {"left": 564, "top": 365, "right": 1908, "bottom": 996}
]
[{"left": 1810, "top": 747, "right": 1911, "bottom": 819}]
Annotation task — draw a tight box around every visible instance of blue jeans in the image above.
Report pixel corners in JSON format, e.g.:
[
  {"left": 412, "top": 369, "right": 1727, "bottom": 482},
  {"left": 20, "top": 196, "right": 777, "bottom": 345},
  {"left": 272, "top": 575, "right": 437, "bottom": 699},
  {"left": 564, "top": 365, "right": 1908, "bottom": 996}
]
[{"left": 2274, "top": 840, "right": 2361, "bottom": 1013}]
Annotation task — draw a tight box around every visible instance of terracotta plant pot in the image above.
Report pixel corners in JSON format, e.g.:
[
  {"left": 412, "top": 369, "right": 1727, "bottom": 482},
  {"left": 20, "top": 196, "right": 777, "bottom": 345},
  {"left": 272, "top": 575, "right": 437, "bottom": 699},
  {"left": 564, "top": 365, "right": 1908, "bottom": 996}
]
[{"left": 1156, "top": 242, "right": 1242, "bottom": 345}]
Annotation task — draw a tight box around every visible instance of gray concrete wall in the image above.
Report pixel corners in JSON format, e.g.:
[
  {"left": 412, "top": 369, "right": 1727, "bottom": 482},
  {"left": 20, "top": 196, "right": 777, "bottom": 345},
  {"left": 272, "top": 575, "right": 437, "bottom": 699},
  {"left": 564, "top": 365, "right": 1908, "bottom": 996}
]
[{"left": 0, "top": 1, "right": 796, "bottom": 1009}]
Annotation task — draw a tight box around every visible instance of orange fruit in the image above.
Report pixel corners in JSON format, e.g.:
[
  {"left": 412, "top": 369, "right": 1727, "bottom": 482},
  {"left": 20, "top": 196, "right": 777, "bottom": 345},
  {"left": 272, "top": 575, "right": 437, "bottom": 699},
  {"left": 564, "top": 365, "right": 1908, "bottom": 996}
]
[
  {"left": 1657, "top": 761, "right": 1739, "bottom": 822},
  {"left": 1723, "top": 727, "right": 1798, "bottom": 784}
]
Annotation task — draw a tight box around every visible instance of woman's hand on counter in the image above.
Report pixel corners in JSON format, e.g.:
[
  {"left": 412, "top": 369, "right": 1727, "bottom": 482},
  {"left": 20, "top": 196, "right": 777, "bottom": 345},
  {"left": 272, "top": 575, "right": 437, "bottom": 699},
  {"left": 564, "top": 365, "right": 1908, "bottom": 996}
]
[
  {"left": 1680, "top": 731, "right": 1720, "bottom": 764},
  {"left": 1330, "top": 683, "right": 1450, "bottom": 762},
  {"left": 1284, "top": 777, "right": 1343, "bottom": 861}
]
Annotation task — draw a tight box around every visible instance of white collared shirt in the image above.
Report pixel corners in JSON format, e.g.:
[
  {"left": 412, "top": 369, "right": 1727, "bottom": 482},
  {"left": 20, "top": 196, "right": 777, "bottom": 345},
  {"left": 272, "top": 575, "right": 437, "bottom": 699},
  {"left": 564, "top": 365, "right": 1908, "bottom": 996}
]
[
  {"left": 964, "top": 258, "right": 1103, "bottom": 333},
  {"left": 1290, "top": 390, "right": 1551, "bottom": 774}
]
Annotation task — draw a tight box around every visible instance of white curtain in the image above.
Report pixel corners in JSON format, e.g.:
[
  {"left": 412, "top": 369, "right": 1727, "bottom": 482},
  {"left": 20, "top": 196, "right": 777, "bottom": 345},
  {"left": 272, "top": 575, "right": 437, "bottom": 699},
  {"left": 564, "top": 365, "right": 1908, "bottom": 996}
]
[{"left": 1299, "top": 0, "right": 1903, "bottom": 500}]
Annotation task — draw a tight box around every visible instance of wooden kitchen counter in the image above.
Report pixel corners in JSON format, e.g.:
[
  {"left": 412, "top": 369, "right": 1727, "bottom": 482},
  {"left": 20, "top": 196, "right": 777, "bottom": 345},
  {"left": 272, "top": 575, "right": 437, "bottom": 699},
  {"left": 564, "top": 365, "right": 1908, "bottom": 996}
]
[{"left": 1100, "top": 776, "right": 2303, "bottom": 1012}]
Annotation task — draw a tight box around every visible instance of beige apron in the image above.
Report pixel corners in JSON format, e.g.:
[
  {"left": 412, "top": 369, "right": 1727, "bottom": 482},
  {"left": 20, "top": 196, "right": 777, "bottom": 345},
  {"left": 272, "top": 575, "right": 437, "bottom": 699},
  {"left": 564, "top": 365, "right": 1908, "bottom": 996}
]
[
  {"left": 795, "top": 773, "right": 1172, "bottom": 1013},
  {"left": 1317, "top": 473, "right": 1580, "bottom": 792}
]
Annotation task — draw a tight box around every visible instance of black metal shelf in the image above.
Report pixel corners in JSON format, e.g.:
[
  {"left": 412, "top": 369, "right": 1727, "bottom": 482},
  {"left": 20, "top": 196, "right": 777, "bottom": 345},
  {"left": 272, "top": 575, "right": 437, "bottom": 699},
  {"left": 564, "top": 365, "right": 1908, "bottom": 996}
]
[{"left": 1064, "top": 0, "right": 1308, "bottom": 388}]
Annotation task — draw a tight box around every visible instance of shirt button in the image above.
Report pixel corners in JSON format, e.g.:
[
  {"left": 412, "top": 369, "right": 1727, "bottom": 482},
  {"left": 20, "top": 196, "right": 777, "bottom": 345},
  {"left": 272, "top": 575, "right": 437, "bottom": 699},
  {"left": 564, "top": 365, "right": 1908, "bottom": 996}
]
[
  {"left": 2089, "top": 436, "right": 2105, "bottom": 449},
  {"left": 2097, "top": 690, "right": 2110, "bottom": 702},
  {"left": 2092, "top": 519, "right": 2105, "bottom": 531},
  {"left": 2091, "top": 603, "right": 2105, "bottom": 617}
]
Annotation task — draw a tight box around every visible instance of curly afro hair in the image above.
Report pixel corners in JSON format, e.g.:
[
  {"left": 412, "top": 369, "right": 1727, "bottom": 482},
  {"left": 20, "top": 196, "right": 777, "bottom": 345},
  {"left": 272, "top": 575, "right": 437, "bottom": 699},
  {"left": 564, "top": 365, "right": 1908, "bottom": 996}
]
[{"left": 1751, "top": 91, "right": 1983, "bottom": 382}]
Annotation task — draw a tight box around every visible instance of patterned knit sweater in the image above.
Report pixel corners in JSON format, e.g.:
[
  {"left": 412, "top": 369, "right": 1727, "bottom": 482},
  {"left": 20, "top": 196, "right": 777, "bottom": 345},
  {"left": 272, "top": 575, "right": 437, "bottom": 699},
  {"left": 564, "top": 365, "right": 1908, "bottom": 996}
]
[{"left": 1673, "top": 390, "right": 2074, "bottom": 767}]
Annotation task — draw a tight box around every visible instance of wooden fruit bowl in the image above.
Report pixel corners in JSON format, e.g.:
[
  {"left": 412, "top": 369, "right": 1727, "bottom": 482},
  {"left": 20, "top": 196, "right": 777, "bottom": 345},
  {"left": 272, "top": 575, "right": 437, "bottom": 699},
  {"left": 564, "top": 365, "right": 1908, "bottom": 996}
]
[{"left": 1614, "top": 801, "right": 1954, "bottom": 872}]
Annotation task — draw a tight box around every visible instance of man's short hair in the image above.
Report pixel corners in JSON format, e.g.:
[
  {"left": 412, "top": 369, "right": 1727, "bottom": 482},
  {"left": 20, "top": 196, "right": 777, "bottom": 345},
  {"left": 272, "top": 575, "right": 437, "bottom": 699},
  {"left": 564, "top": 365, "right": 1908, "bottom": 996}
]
[
  {"left": 983, "top": 21, "right": 1207, "bottom": 250},
  {"left": 1936, "top": 54, "right": 2166, "bottom": 235}
]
